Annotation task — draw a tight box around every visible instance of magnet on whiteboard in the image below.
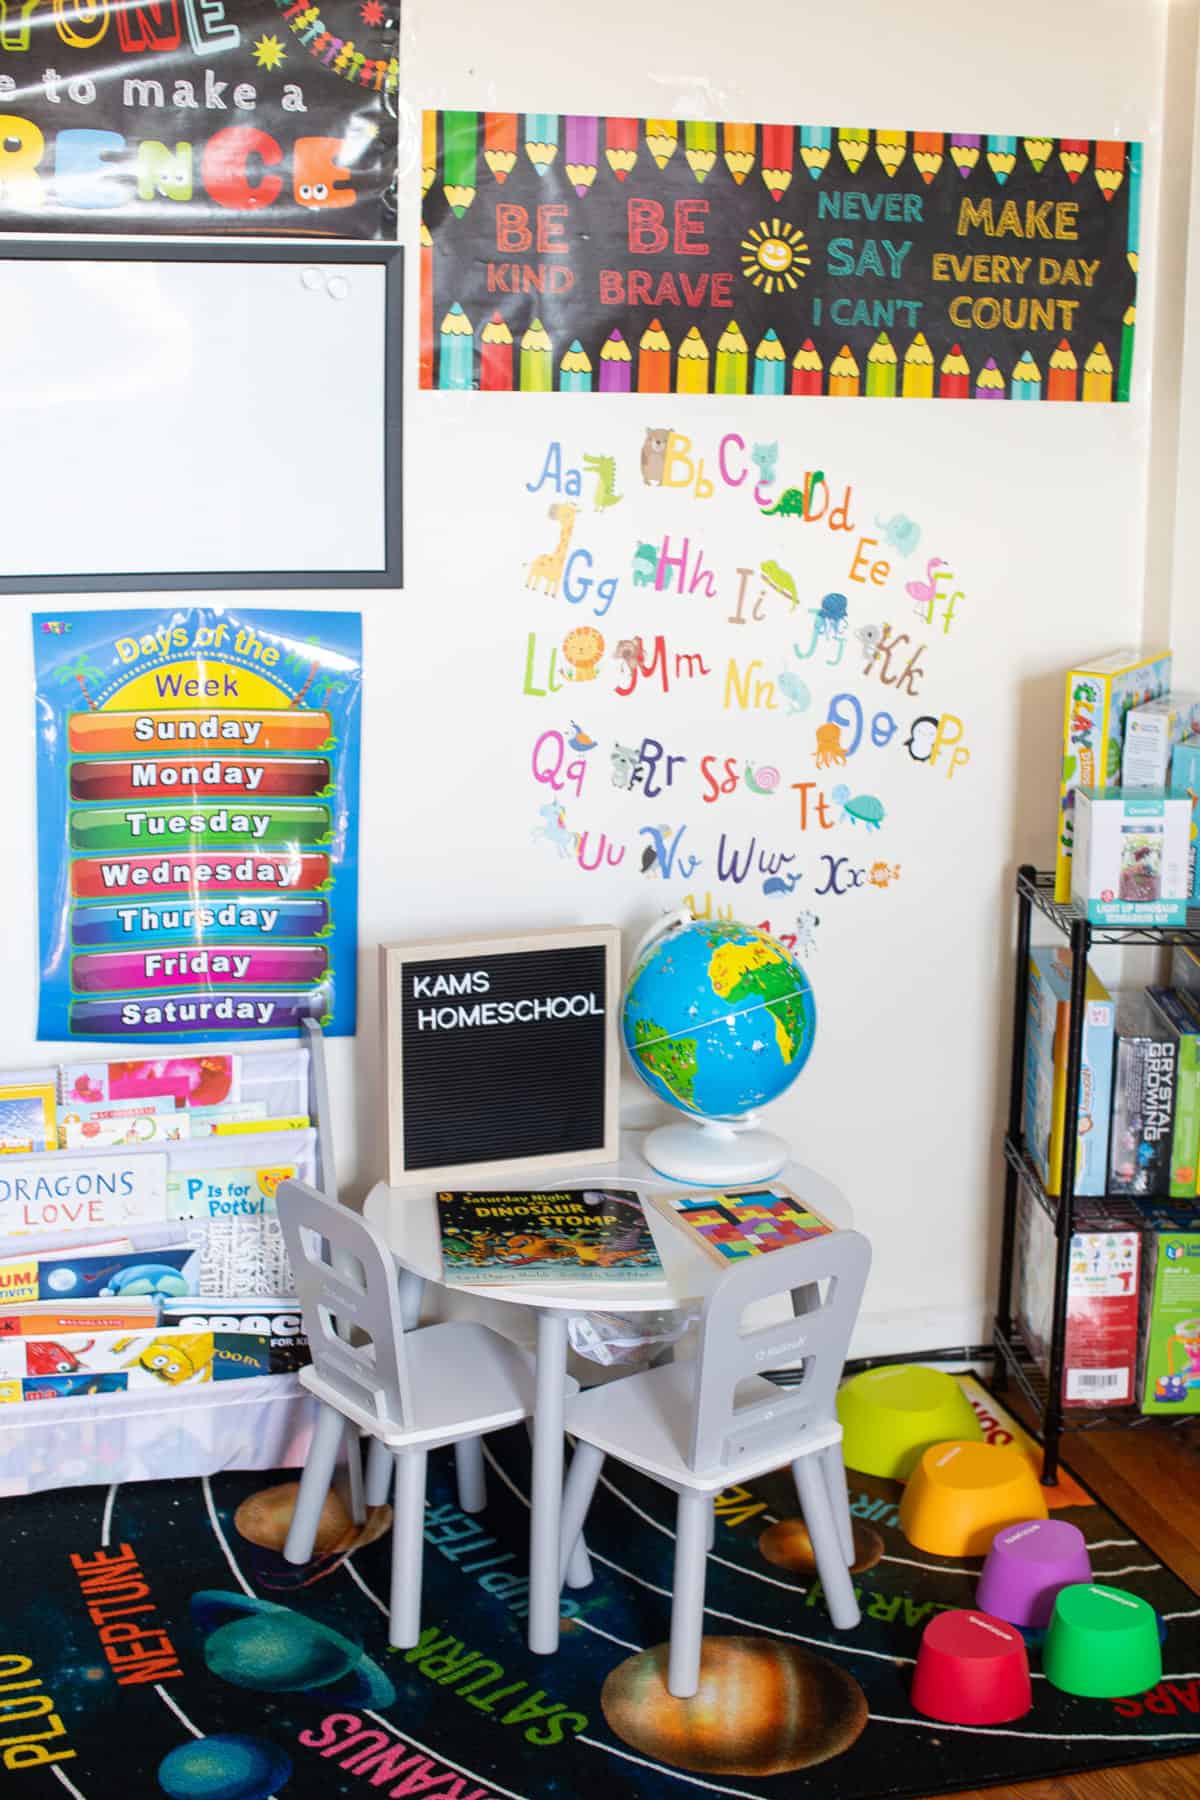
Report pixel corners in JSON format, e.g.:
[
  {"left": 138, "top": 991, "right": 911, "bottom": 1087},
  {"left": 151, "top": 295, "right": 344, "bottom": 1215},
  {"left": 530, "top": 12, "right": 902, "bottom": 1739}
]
[
  {"left": 301, "top": 267, "right": 324, "bottom": 292},
  {"left": 327, "top": 275, "right": 350, "bottom": 301}
]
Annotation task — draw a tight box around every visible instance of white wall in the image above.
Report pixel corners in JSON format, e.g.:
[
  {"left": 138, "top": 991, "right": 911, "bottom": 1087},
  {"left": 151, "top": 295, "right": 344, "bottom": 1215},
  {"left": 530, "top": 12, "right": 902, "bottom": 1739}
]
[
  {"left": 0, "top": 0, "right": 1189, "bottom": 1357},
  {"left": 1168, "top": 4, "right": 1200, "bottom": 672}
]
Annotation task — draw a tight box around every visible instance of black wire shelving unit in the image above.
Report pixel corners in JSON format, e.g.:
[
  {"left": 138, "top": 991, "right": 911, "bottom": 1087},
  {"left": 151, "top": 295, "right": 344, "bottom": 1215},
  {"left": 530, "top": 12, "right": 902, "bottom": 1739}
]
[{"left": 993, "top": 865, "right": 1200, "bottom": 1482}]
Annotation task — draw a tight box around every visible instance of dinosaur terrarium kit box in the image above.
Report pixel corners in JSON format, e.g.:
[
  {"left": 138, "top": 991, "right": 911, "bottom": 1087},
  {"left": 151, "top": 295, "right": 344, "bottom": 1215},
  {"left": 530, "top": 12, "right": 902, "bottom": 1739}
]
[{"left": 1070, "top": 789, "right": 1192, "bottom": 925}]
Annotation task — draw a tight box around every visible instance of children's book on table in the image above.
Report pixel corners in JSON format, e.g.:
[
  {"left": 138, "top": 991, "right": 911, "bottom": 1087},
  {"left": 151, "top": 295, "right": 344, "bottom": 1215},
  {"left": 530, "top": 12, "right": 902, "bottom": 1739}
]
[{"left": 436, "top": 1188, "right": 663, "bottom": 1284}]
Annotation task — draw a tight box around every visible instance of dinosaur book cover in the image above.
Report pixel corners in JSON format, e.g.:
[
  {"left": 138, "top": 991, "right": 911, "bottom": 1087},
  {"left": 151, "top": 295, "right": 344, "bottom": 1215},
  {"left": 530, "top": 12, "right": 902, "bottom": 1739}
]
[{"left": 435, "top": 1187, "right": 663, "bottom": 1284}]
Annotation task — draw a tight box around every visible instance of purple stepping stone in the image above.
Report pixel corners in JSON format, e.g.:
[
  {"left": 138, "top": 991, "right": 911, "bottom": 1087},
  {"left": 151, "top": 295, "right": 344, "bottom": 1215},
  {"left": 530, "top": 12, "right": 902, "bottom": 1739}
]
[{"left": 976, "top": 1519, "right": 1093, "bottom": 1630}]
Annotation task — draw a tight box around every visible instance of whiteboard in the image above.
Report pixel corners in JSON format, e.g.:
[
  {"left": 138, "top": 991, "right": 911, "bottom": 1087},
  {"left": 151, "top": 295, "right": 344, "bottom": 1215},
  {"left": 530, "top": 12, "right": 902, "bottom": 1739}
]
[{"left": 0, "top": 244, "right": 402, "bottom": 592}]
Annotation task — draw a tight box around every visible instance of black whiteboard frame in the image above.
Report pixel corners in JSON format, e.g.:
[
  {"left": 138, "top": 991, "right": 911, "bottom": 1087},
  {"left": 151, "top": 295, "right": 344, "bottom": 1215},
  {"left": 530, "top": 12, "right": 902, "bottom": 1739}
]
[{"left": 0, "top": 239, "right": 403, "bottom": 594}]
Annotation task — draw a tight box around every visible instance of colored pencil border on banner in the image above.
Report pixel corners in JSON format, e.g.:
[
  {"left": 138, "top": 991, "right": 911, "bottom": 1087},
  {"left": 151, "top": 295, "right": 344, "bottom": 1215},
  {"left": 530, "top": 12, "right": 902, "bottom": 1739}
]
[{"left": 421, "top": 114, "right": 1138, "bottom": 403}]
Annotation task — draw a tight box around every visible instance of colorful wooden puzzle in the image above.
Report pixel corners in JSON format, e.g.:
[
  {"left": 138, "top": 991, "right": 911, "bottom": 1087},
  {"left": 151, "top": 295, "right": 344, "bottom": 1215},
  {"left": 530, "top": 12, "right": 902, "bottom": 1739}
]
[{"left": 655, "top": 1186, "right": 833, "bottom": 1264}]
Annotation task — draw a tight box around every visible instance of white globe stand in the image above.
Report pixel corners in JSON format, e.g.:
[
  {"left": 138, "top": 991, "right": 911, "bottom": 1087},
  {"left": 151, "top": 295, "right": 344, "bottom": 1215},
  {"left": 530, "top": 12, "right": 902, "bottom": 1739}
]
[{"left": 642, "top": 1115, "right": 790, "bottom": 1187}]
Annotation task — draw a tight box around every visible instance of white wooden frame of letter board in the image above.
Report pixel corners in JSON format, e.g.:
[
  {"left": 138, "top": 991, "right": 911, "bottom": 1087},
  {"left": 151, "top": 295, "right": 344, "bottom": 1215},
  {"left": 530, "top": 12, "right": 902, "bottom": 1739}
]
[{"left": 381, "top": 925, "right": 622, "bottom": 1188}]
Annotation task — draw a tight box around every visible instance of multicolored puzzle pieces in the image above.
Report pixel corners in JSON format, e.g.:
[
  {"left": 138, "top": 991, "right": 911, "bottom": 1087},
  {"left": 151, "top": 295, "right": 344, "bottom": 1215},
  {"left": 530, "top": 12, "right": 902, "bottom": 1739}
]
[{"left": 663, "top": 1189, "right": 832, "bottom": 1262}]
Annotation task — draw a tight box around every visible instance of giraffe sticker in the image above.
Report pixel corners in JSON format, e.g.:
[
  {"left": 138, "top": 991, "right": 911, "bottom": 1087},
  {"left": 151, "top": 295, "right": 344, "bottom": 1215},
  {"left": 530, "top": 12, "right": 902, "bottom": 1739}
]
[{"left": 525, "top": 503, "right": 580, "bottom": 598}]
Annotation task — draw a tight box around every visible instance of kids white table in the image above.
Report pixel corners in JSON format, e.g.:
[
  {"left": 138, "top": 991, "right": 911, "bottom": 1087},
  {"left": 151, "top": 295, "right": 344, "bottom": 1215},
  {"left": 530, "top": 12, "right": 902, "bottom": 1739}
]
[{"left": 363, "top": 1133, "right": 851, "bottom": 1656}]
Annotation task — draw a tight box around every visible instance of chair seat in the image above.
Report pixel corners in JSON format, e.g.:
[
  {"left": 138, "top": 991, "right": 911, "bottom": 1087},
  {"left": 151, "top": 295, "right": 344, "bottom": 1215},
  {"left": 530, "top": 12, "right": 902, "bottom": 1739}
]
[
  {"left": 563, "top": 1360, "right": 842, "bottom": 1493},
  {"left": 300, "top": 1320, "right": 570, "bottom": 1449}
]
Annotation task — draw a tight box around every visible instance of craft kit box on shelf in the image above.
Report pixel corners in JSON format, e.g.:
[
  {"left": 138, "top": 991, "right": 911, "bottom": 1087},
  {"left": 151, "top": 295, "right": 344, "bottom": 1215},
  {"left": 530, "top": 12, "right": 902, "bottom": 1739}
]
[
  {"left": 1109, "top": 995, "right": 1179, "bottom": 1199},
  {"left": 1134, "top": 1203, "right": 1200, "bottom": 1413},
  {"left": 1121, "top": 695, "right": 1200, "bottom": 788},
  {"left": 1055, "top": 648, "right": 1172, "bottom": 903},
  {"left": 1070, "top": 788, "right": 1192, "bottom": 925},
  {"left": 1170, "top": 735, "right": 1200, "bottom": 898},
  {"left": 1022, "top": 946, "right": 1114, "bottom": 1197},
  {"left": 1145, "top": 986, "right": 1200, "bottom": 1195},
  {"left": 1016, "top": 1187, "right": 1142, "bottom": 1407}
]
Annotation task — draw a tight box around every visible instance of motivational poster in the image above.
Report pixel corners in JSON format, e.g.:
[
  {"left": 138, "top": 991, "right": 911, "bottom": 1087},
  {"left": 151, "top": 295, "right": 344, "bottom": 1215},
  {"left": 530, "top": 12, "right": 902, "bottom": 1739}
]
[
  {"left": 34, "top": 607, "right": 361, "bottom": 1043},
  {"left": 421, "top": 113, "right": 1139, "bottom": 401},
  {"left": 0, "top": 0, "right": 397, "bottom": 239}
]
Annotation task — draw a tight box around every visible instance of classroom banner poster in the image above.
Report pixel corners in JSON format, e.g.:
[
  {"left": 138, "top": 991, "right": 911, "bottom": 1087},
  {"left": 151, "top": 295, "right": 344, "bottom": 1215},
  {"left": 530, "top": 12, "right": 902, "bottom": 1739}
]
[
  {"left": 421, "top": 113, "right": 1139, "bottom": 402},
  {"left": 33, "top": 607, "right": 362, "bottom": 1043},
  {"left": 0, "top": 0, "right": 397, "bottom": 239}
]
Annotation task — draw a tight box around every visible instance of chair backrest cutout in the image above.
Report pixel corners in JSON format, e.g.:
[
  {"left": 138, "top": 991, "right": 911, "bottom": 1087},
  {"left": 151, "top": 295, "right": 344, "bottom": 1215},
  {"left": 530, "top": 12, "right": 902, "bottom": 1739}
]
[
  {"left": 689, "top": 1230, "right": 871, "bottom": 1473},
  {"left": 276, "top": 1177, "right": 414, "bottom": 1430}
]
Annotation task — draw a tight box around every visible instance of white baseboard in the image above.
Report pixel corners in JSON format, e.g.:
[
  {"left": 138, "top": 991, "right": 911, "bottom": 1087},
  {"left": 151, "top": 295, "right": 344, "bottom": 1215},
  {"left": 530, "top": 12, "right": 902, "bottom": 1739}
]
[{"left": 849, "top": 1302, "right": 993, "bottom": 1363}]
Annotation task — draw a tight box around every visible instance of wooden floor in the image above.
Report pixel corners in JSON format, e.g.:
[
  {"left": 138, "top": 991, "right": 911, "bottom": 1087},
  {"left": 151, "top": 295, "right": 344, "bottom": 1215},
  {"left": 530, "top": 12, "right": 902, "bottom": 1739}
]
[{"left": 947, "top": 1398, "right": 1200, "bottom": 1800}]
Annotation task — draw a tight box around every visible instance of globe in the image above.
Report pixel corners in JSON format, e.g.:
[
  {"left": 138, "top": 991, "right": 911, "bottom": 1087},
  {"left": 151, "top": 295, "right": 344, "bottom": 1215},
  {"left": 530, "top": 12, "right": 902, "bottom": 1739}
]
[{"left": 622, "top": 912, "right": 816, "bottom": 1183}]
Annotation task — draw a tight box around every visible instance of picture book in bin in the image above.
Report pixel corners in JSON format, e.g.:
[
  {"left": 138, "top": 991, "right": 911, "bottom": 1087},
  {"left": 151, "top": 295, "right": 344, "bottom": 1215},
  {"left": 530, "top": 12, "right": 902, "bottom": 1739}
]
[
  {"left": 436, "top": 1189, "right": 662, "bottom": 1285},
  {"left": 1022, "top": 947, "right": 1114, "bottom": 1197},
  {"left": 648, "top": 1185, "right": 833, "bottom": 1265},
  {"left": 161, "top": 1298, "right": 309, "bottom": 1374},
  {"left": 0, "top": 1323, "right": 271, "bottom": 1398},
  {"left": 0, "top": 1243, "right": 199, "bottom": 1307}
]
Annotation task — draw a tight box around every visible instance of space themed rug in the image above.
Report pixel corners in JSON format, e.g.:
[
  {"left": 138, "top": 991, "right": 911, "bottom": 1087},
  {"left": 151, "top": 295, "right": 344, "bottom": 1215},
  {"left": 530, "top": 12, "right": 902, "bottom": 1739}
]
[{"left": 2, "top": 1383, "right": 1199, "bottom": 1800}]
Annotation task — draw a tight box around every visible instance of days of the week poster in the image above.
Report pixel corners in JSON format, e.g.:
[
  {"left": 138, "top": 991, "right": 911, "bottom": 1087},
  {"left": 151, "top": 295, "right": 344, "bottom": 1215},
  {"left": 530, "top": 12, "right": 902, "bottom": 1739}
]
[
  {"left": 421, "top": 113, "right": 1139, "bottom": 401},
  {"left": 34, "top": 607, "right": 361, "bottom": 1043}
]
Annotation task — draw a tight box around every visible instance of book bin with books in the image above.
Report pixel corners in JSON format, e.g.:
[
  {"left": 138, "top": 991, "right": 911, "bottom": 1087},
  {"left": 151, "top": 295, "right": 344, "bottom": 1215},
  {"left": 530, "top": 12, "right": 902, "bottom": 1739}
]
[{"left": 0, "top": 1021, "right": 332, "bottom": 1496}]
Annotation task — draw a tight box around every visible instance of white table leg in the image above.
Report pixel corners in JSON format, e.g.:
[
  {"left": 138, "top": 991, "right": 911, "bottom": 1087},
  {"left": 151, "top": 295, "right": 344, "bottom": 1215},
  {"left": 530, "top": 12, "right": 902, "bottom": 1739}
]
[
  {"left": 397, "top": 1267, "right": 426, "bottom": 1331},
  {"left": 528, "top": 1309, "right": 569, "bottom": 1656}
]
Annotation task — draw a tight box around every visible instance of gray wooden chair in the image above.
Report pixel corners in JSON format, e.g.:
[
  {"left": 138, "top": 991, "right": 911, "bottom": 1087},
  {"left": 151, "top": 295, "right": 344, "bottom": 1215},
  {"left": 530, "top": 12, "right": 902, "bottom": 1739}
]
[
  {"left": 557, "top": 1229, "right": 872, "bottom": 1695},
  {"left": 277, "top": 1179, "right": 564, "bottom": 1647}
]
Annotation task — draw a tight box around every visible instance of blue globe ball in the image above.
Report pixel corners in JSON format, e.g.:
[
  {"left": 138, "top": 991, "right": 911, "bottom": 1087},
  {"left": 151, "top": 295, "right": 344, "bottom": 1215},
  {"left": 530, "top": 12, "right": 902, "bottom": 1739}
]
[{"left": 622, "top": 918, "right": 815, "bottom": 1121}]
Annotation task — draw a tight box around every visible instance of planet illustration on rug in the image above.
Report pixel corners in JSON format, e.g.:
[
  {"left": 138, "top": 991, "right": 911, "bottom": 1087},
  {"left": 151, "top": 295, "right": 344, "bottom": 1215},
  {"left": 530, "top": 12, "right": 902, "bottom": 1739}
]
[
  {"left": 191, "top": 1590, "right": 395, "bottom": 1706},
  {"left": 1, "top": 1379, "right": 1197, "bottom": 1800},
  {"left": 758, "top": 1514, "right": 886, "bottom": 1576},
  {"left": 601, "top": 1636, "right": 869, "bottom": 1775},
  {"left": 157, "top": 1733, "right": 292, "bottom": 1800},
  {"left": 233, "top": 1480, "right": 392, "bottom": 1590}
]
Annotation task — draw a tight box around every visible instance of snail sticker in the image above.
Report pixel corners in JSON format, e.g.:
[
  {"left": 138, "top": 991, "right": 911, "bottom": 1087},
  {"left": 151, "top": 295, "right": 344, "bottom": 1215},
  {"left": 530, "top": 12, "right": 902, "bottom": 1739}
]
[{"left": 33, "top": 605, "right": 362, "bottom": 1042}]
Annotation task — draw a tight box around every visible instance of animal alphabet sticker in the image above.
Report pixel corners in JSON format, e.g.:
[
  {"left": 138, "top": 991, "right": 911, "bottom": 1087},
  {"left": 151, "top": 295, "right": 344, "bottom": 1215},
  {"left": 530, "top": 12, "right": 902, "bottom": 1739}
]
[
  {"left": 33, "top": 607, "right": 362, "bottom": 1042},
  {"left": 422, "top": 112, "right": 1138, "bottom": 401}
]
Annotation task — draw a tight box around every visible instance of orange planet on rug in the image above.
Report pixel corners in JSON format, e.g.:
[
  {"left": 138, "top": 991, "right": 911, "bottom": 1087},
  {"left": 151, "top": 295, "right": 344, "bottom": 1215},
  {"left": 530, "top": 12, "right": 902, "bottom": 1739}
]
[
  {"left": 601, "top": 1635, "right": 868, "bottom": 1775},
  {"left": 234, "top": 1482, "right": 392, "bottom": 1559},
  {"left": 758, "top": 1515, "right": 884, "bottom": 1576}
]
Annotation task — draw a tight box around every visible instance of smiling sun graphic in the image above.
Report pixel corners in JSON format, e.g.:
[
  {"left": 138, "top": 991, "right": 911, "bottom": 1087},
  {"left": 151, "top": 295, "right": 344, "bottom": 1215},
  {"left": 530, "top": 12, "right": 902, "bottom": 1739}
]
[{"left": 740, "top": 219, "right": 811, "bottom": 294}]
